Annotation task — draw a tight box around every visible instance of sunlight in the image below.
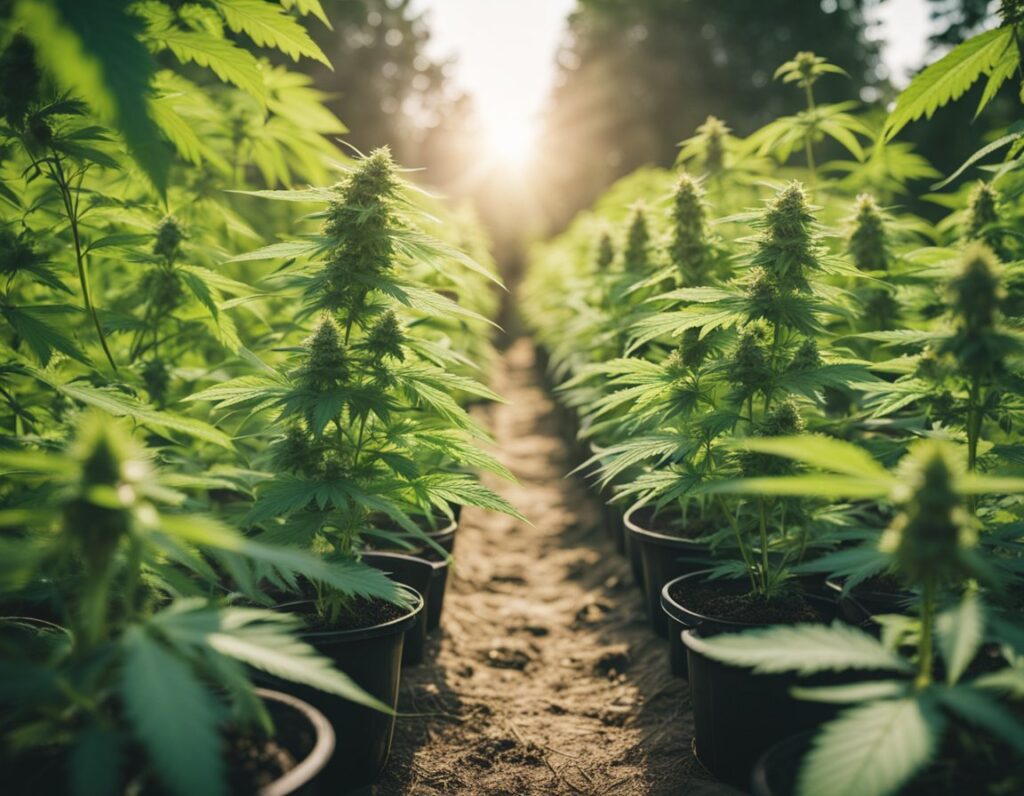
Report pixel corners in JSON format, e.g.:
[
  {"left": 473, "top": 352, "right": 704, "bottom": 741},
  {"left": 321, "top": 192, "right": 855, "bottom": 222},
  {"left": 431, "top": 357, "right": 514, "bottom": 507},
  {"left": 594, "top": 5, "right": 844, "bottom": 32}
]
[{"left": 485, "top": 115, "right": 536, "bottom": 168}]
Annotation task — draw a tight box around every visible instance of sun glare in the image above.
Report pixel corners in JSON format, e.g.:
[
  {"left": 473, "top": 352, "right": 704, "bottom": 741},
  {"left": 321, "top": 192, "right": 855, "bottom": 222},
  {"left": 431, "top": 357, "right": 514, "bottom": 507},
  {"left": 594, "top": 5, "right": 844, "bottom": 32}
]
[{"left": 485, "top": 116, "right": 536, "bottom": 168}]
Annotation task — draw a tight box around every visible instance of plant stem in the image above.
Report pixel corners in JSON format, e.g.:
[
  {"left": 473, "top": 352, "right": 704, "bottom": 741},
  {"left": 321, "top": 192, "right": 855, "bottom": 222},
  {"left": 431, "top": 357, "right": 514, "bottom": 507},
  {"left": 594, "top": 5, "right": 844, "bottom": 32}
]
[
  {"left": 718, "top": 493, "right": 758, "bottom": 592},
  {"left": 48, "top": 155, "right": 118, "bottom": 371},
  {"left": 916, "top": 576, "right": 936, "bottom": 689}
]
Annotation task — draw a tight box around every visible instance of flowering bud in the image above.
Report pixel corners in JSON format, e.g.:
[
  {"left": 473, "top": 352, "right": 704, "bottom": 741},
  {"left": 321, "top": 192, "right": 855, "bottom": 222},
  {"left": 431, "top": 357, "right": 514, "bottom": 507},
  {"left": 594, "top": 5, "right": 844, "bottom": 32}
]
[
  {"left": 880, "top": 443, "right": 976, "bottom": 587},
  {"left": 365, "top": 310, "right": 406, "bottom": 362},
  {"left": 740, "top": 399, "right": 806, "bottom": 476},
  {"left": 788, "top": 338, "right": 821, "bottom": 372},
  {"left": 670, "top": 174, "right": 711, "bottom": 286},
  {"left": 847, "top": 194, "right": 888, "bottom": 272},
  {"left": 301, "top": 315, "right": 350, "bottom": 390},
  {"left": 964, "top": 182, "right": 1003, "bottom": 255},
  {"left": 623, "top": 205, "right": 650, "bottom": 274},
  {"left": 700, "top": 115, "right": 729, "bottom": 174},
  {"left": 141, "top": 358, "right": 170, "bottom": 406},
  {"left": 753, "top": 182, "right": 816, "bottom": 293},
  {"left": 727, "top": 324, "right": 772, "bottom": 394},
  {"left": 153, "top": 216, "right": 185, "bottom": 262}
]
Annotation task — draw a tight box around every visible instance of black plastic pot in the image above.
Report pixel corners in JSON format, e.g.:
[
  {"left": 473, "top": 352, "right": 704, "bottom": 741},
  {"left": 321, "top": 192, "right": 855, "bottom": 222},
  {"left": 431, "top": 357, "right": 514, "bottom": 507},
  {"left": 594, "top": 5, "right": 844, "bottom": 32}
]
[
  {"left": 272, "top": 595, "right": 422, "bottom": 790},
  {"left": 256, "top": 688, "right": 337, "bottom": 796},
  {"left": 659, "top": 575, "right": 698, "bottom": 678},
  {"left": 624, "top": 507, "right": 713, "bottom": 636},
  {"left": 750, "top": 732, "right": 812, "bottom": 796},
  {"left": 426, "top": 518, "right": 458, "bottom": 555},
  {"left": 679, "top": 573, "right": 850, "bottom": 789},
  {"left": 362, "top": 552, "right": 441, "bottom": 665}
]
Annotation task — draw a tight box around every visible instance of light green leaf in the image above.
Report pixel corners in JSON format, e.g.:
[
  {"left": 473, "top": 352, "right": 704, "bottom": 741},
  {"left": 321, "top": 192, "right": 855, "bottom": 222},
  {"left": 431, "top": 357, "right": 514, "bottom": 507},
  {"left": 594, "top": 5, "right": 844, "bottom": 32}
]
[
  {"left": 705, "top": 474, "right": 890, "bottom": 499},
  {"left": 792, "top": 680, "right": 910, "bottom": 704},
  {"left": 212, "top": 0, "right": 330, "bottom": 65},
  {"left": 153, "top": 28, "right": 266, "bottom": 103},
  {"left": 936, "top": 592, "right": 984, "bottom": 684},
  {"left": 797, "top": 697, "right": 943, "bottom": 796},
  {"left": 884, "top": 26, "right": 1015, "bottom": 141},
  {"left": 735, "top": 436, "right": 891, "bottom": 479},
  {"left": 686, "top": 622, "right": 912, "bottom": 675}
]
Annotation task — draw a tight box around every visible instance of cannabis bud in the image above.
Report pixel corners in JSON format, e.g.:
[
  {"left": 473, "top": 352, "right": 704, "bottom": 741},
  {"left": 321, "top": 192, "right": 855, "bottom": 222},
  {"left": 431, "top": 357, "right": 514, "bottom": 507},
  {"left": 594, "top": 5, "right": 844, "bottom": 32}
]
[
  {"left": 623, "top": 205, "right": 650, "bottom": 274},
  {"left": 943, "top": 243, "right": 1005, "bottom": 376},
  {"left": 153, "top": 216, "right": 185, "bottom": 262},
  {"left": 745, "top": 266, "right": 778, "bottom": 321},
  {"left": 321, "top": 148, "right": 400, "bottom": 312},
  {"left": 670, "top": 174, "right": 711, "bottom": 286},
  {"left": 880, "top": 443, "right": 975, "bottom": 587},
  {"left": 754, "top": 181, "right": 816, "bottom": 293},
  {"left": 964, "top": 182, "right": 1003, "bottom": 255},
  {"left": 699, "top": 115, "right": 729, "bottom": 174},
  {"left": 365, "top": 310, "right": 406, "bottom": 362},
  {"left": 847, "top": 194, "right": 888, "bottom": 272},
  {"left": 727, "top": 324, "right": 771, "bottom": 396},
  {"left": 141, "top": 358, "right": 170, "bottom": 406},
  {"left": 272, "top": 425, "right": 318, "bottom": 475},
  {"left": 0, "top": 34, "right": 40, "bottom": 126},
  {"left": 788, "top": 338, "right": 821, "bottom": 373},
  {"left": 740, "top": 399, "right": 806, "bottom": 477},
  {"left": 64, "top": 415, "right": 147, "bottom": 574},
  {"left": 142, "top": 267, "right": 184, "bottom": 312},
  {"left": 596, "top": 231, "right": 614, "bottom": 271},
  {"left": 301, "top": 315, "right": 350, "bottom": 391}
]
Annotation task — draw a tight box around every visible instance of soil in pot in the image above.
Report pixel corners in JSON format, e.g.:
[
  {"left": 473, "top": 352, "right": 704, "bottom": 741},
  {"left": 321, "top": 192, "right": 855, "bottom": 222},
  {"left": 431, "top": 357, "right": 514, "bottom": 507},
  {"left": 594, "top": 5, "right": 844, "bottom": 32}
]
[
  {"left": 625, "top": 506, "right": 714, "bottom": 636},
  {"left": 680, "top": 572, "right": 860, "bottom": 789},
  {"left": 269, "top": 594, "right": 422, "bottom": 790}
]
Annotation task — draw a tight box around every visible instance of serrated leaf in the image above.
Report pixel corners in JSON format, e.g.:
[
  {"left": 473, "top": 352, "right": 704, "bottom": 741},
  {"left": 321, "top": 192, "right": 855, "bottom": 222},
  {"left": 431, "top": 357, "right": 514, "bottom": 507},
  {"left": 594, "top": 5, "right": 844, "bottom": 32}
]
[
  {"left": 153, "top": 28, "right": 266, "bottom": 102},
  {"left": 17, "top": 0, "right": 168, "bottom": 191},
  {"left": 212, "top": 0, "right": 330, "bottom": 66},
  {"left": 884, "top": 26, "right": 1015, "bottom": 141},
  {"left": 936, "top": 592, "right": 984, "bottom": 684},
  {"left": 735, "top": 436, "right": 891, "bottom": 479},
  {"left": 686, "top": 621, "right": 912, "bottom": 675},
  {"left": 934, "top": 686, "right": 1024, "bottom": 753},
  {"left": 121, "top": 626, "right": 225, "bottom": 796},
  {"left": 797, "top": 697, "right": 943, "bottom": 796}
]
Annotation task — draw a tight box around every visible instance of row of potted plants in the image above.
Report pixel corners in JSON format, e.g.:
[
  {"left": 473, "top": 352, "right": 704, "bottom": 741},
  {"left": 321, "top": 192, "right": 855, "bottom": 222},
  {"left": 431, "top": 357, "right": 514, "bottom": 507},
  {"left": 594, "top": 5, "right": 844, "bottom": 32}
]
[
  {"left": 525, "top": 31, "right": 1024, "bottom": 796},
  {"left": 0, "top": 7, "right": 514, "bottom": 794}
]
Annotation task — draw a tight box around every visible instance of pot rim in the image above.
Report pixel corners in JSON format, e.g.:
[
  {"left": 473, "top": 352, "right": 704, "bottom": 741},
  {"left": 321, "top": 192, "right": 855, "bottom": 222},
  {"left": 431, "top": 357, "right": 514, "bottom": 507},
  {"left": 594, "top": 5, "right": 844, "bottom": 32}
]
[
  {"left": 278, "top": 591, "right": 424, "bottom": 643},
  {"left": 256, "top": 688, "right": 336, "bottom": 796},
  {"left": 824, "top": 576, "right": 915, "bottom": 601},
  {"left": 362, "top": 549, "right": 449, "bottom": 575},
  {"left": 665, "top": 570, "right": 763, "bottom": 632},
  {"left": 624, "top": 505, "right": 712, "bottom": 550}
]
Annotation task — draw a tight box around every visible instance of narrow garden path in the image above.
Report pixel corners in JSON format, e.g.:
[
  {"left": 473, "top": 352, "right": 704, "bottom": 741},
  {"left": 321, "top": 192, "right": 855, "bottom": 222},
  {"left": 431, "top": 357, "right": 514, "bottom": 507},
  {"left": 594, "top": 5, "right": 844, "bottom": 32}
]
[{"left": 378, "top": 339, "right": 733, "bottom": 795}]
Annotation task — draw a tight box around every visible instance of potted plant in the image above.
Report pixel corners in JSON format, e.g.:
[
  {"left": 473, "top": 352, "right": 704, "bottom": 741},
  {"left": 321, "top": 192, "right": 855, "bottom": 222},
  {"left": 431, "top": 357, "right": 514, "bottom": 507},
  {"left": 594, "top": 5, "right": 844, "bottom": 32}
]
[
  {"left": 0, "top": 412, "right": 392, "bottom": 796},
  {"left": 689, "top": 437, "right": 1024, "bottom": 796},
  {"left": 189, "top": 149, "right": 522, "bottom": 784}
]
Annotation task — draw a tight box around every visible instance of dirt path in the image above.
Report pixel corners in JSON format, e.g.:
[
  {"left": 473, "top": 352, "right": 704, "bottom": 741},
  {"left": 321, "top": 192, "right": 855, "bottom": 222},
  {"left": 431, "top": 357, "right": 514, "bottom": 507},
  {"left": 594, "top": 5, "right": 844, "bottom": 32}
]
[{"left": 377, "top": 339, "right": 732, "bottom": 795}]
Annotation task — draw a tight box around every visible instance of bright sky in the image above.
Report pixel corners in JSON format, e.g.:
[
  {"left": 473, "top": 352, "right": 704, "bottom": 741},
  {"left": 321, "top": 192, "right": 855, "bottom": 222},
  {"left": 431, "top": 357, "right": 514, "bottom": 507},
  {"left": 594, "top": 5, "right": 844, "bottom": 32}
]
[{"left": 413, "top": 0, "right": 941, "bottom": 162}]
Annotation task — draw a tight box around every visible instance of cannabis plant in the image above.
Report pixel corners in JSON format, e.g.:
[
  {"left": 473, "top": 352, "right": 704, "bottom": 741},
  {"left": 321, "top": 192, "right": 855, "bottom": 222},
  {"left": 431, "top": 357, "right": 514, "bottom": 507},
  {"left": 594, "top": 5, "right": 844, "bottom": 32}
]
[
  {"left": 746, "top": 52, "right": 870, "bottom": 180},
  {"left": 0, "top": 412, "right": 394, "bottom": 796},
  {"left": 190, "top": 150, "right": 519, "bottom": 618},
  {"left": 856, "top": 243, "right": 1024, "bottom": 473},
  {"left": 692, "top": 437, "right": 1024, "bottom": 796}
]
